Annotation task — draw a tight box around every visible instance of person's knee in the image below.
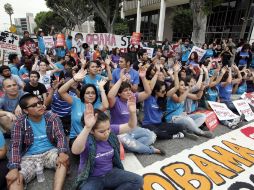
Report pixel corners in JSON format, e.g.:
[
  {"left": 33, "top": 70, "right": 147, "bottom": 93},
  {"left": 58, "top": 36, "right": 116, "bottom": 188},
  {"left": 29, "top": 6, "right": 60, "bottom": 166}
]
[{"left": 131, "top": 174, "right": 144, "bottom": 188}]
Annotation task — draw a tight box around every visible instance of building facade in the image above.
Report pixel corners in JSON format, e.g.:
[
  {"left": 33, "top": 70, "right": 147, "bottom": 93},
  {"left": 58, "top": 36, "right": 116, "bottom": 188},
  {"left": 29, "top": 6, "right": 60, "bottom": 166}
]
[
  {"left": 122, "top": 0, "right": 254, "bottom": 43},
  {"left": 14, "top": 13, "right": 36, "bottom": 35}
]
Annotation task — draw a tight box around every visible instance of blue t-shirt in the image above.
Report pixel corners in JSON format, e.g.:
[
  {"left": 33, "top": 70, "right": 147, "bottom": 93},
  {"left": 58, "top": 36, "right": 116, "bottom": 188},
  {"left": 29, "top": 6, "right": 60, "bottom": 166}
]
[
  {"left": 19, "top": 66, "right": 30, "bottom": 82},
  {"left": 25, "top": 116, "right": 54, "bottom": 156},
  {"left": 66, "top": 38, "right": 72, "bottom": 51},
  {"left": 38, "top": 36, "right": 46, "bottom": 55},
  {"left": 8, "top": 64, "right": 19, "bottom": 76},
  {"left": 204, "top": 49, "right": 215, "bottom": 59},
  {"left": 52, "top": 92, "right": 75, "bottom": 117},
  {"left": 236, "top": 82, "right": 247, "bottom": 95},
  {"left": 239, "top": 52, "right": 249, "bottom": 66},
  {"left": 56, "top": 48, "right": 66, "bottom": 58},
  {"left": 218, "top": 83, "right": 232, "bottom": 102},
  {"left": 206, "top": 88, "right": 218, "bottom": 102},
  {"left": 0, "top": 90, "right": 24, "bottom": 112},
  {"left": 142, "top": 96, "right": 163, "bottom": 125},
  {"left": 181, "top": 45, "right": 191, "bottom": 62},
  {"left": 165, "top": 97, "right": 184, "bottom": 122},
  {"left": 54, "top": 62, "right": 64, "bottom": 77},
  {"left": 112, "top": 68, "right": 139, "bottom": 85},
  {"left": 70, "top": 97, "right": 100, "bottom": 139},
  {"left": 0, "top": 131, "right": 5, "bottom": 148}
]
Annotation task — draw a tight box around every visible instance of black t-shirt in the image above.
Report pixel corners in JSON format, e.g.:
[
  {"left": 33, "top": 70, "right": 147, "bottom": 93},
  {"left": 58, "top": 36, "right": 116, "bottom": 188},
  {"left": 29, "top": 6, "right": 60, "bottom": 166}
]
[{"left": 24, "top": 82, "right": 47, "bottom": 101}]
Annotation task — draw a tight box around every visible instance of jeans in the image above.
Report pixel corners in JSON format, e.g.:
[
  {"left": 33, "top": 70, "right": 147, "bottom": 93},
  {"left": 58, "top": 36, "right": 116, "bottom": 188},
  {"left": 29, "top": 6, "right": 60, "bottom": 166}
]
[
  {"left": 79, "top": 168, "right": 143, "bottom": 190},
  {"left": 118, "top": 127, "right": 157, "bottom": 154},
  {"left": 171, "top": 113, "right": 206, "bottom": 135},
  {"left": 142, "top": 123, "right": 184, "bottom": 139}
]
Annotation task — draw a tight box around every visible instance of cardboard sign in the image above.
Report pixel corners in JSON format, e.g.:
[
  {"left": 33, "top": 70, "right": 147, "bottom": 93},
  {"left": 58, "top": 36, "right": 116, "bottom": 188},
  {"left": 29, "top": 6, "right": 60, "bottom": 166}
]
[
  {"left": 43, "top": 36, "right": 55, "bottom": 48},
  {"left": 188, "top": 46, "right": 207, "bottom": 62},
  {"left": 208, "top": 101, "right": 239, "bottom": 121},
  {"left": 241, "top": 92, "right": 254, "bottom": 107},
  {"left": 130, "top": 32, "right": 141, "bottom": 45},
  {"left": 194, "top": 110, "right": 219, "bottom": 131},
  {"left": 20, "top": 41, "right": 38, "bottom": 56},
  {"left": 0, "top": 31, "right": 19, "bottom": 51},
  {"left": 233, "top": 99, "right": 254, "bottom": 121},
  {"left": 71, "top": 31, "right": 131, "bottom": 52},
  {"left": 143, "top": 47, "right": 154, "bottom": 59},
  {"left": 135, "top": 124, "right": 254, "bottom": 190},
  {"left": 56, "top": 34, "right": 65, "bottom": 47}
]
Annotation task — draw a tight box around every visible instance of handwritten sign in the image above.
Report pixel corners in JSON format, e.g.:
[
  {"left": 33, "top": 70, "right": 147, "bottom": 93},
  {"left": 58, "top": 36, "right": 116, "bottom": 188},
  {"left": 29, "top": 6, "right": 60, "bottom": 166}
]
[
  {"left": 208, "top": 101, "right": 239, "bottom": 121},
  {"left": 143, "top": 47, "right": 154, "bottom": 59},
  {"left": 233, "top": 99, "right": 254, "bottom": 121},
  {"left": 43, "top": 36, "right": 55, "bottom": 48},
  {"left": 0, "top": 31, "right": 19, "bottom": 51}
]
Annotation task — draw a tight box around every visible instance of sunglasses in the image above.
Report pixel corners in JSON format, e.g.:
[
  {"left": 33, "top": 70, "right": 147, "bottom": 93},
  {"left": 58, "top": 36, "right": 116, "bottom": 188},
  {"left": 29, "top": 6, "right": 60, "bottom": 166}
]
[{"left": 25, "top": 100, "right": 43, "bottom": 108}]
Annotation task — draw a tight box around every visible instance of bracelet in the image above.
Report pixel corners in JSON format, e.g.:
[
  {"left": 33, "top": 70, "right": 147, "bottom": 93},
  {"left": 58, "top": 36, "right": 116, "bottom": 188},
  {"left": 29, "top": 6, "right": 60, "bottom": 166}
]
[{"left": 73, "top": 78, "right": 77, "bottom": 82}]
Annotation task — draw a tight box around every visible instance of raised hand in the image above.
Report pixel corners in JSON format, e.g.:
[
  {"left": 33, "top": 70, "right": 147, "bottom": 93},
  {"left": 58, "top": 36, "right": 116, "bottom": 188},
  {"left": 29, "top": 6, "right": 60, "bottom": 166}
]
[
  {"left": 105, "top": 58, "right": 111, "bottom": 67},
  {"left": 120, "top": 68, "right": 127, "bottom": 81},
  {"left": 80, "top": 58, "right": 87, "bottom": 69},
  {"left": 221, "top": 66, "right": 227, "bottom": 74},
  {"left": 173, "top": 62, "right": 180, "bottom": 72},
  {"left": 97, "top": 79, "right": 107, "bottom": 91},
  {"left": 127, "top": 94, "right": 136, "bottom": 113},
  {"left": 84, "top": 103, "right": 98, "bottom": 130},
  {"left": 139, "top": 66, "right": 147, "bottom": 79},
  {"left": 73, "top": 69, "right": 87, "bottom": 82}
]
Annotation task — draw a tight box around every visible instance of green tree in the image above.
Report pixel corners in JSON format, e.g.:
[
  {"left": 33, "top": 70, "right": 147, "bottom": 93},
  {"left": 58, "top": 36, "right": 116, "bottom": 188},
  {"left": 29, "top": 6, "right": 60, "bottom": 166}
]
[
  {"left": 4, "top": 3, "right": 14, "bottom": 26},
  {"left": 172, "top": 8, "right": 193, "bottom": 38},
  {"left": 35, "top": 11, "right": 66, "bottom": 34},
  {"left": 190, "top": 0, "right": 223, "bottom": 46}
]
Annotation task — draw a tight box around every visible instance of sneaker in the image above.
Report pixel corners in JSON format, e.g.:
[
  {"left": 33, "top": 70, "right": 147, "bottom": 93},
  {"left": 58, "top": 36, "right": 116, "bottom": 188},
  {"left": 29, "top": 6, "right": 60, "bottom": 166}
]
[
  {"left": 172, "top": 132, "right": 185, "bottom": 139},
  {"left": 232, "top": 115, "right": 245, "bottom": 125},
  {"left": 200, "top": 131, "right": 214, "bottom": 138},
  {"left": 182, "top": 131, "right": 199, "bottom": 140}
]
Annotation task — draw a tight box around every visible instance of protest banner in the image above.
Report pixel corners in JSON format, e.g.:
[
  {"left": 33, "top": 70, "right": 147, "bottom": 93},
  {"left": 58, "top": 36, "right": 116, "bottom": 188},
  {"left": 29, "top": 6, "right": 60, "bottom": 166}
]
[
  {"left": 56, "top": 34, "right": 65, "bottom": 47},
  {"left": 134, "top": 123, "right": 254, "bottom": 190},
  {"left": 143, "top": 47, "right": 154, "bottom": 59},
  {"left": 130, "top": 32, "right": 141, "bottom": 45},
  {"left": 0, "top": 31, "right": 19, "bottom": 51},
  {"left": 71, "top": 31, "right": 131, "bottom": 52},
  {"left": 188, "top": 46, "right": 207, "bottom": 62},
  {"left": 194, "top": 110, "right": 219, "bottom": 131},
  {"left": 43, "top": 36, "right": 54, "bottom": 48},
  {"left": 208, "top": 101, "right": 239, "bottom": 120},
  {"left": 233, "top": 99, "right": 254, "bottom": 121}
]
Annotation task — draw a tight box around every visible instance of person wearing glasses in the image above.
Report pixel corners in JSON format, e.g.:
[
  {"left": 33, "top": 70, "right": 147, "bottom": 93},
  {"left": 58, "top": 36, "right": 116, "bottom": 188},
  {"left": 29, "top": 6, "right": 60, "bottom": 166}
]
[
  {"left": 6, "top": 93, "right": 69, "bottom": 190},
  {"left": 0, "top": 78, "right": 24, "bottom": 133}
]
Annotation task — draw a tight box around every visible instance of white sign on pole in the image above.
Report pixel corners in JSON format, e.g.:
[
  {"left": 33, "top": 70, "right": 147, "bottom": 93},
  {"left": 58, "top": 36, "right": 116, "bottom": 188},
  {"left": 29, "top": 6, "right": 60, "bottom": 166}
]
[
  {"left": 188, "top": 46, "right": 207, "bottom": 62},
  {"left": 233, "top": 99, "right": 254, "bottom": 121},
  {"left": 208, "top": 101, "right": 239, "bottom": 120},
  {"left": 0, "top": 31, "right": 19, "bottom": 51}
]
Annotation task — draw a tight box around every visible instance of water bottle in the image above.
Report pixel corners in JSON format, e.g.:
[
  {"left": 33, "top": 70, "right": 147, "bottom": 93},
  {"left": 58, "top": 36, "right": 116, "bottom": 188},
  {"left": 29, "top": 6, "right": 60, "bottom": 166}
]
[{"left": 36, "top": 162, "right": 45, "bottom": 183}]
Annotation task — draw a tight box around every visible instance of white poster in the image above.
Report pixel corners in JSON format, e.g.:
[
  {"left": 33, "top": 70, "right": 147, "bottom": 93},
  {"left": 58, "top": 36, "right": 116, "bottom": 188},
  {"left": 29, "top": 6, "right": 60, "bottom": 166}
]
[
  {"left": 241, "top": 92, "right": 254, "bottom": 107},
  {"left": 71, "top": 31, "right": 131, "bottom": 52},
  {"left": 0, "top": 31, "right": 19, "bottom": 51},
  {"left": 143, "top": 47, "right": 154, "bottom": 58},
  {"left": 233, "top": 99, "right": 254, "bottom": 121},
  {"left": 43, "top": 36, "right": 54, "bottom": 48},
  {"left": 188, "top": 46, "right": 207, "bottom": 62},
  {"left": 208, "top": 101, "right": 239, "bottom": 121},
  {"left": 135, "top": 123, "right": 254, "bottom": 190}
]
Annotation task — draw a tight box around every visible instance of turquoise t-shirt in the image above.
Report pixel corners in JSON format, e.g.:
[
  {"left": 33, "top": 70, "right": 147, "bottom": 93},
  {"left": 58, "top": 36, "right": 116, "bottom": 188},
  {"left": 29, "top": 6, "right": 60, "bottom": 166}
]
[
  {"left": 54, "top": 62, "right": 64, "bottom": 77},
  {"left": 25, "top": 116, "right": 54, "bottom": 156},
  {"left": 165, "top": 97, "right": 184, "bottom": 122},
  {"left": 0, "top": 131, "right": 5, "bottom": 148},
  {"left": 70, "top": 96, "right": 100, "bottom": 139},
  {"left": 236, "top": 82, "right": 247, "bottom": 95}
]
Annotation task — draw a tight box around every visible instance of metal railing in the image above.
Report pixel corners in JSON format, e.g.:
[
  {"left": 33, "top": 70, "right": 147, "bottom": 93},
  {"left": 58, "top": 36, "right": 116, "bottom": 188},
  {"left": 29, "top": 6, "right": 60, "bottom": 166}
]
[{"left": 123, "top": 0, "right": 161, "bottom": 11}]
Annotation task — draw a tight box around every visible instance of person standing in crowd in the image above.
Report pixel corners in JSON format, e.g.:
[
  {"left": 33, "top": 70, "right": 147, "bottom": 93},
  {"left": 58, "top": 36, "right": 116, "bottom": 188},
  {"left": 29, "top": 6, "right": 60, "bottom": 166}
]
[
  {"left": 111, "top": 47, "right": 121, "bottom": 67},
  {"left": 71, "top": 97, "right": 143, "bottom": 190},
  {"left": 101, "top": 45, "right": 109, "bottom": 61},
  {"left": 235, "top": 44, "right": 252, "bottom": 69},
  {"left": 19, "top": 57, "right": 33, "bottom": 82},
  {"left": 6, "top": 93, "right": 69, "bottom": 190},
  {"left": 93, "top": 44, "right": 101, "bottom": 61},
  {"left": 181, "top": 39, "right": 191, "bottom": 64}
]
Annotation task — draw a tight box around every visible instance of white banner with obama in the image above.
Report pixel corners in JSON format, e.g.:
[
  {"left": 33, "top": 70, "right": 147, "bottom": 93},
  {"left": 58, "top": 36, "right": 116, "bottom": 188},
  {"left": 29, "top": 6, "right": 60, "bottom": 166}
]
[{"left": 135, "top": 123, "right": 254, "bottom": 190}]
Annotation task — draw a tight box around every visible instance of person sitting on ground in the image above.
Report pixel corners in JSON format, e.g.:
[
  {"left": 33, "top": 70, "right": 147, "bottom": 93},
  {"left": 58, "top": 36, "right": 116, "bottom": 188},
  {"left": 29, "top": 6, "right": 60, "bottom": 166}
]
[
  {"left": 6, "top": 93, "right": 69, "bottom": 190},
  {"left": 71, "top": 96, "right": 143, "bottom": 190},
  {"left": 0, "top": 78, "right": 24, "bottom": 133},
  {"left": 8, "top": 53, "right": 20, "bottom": 76}
]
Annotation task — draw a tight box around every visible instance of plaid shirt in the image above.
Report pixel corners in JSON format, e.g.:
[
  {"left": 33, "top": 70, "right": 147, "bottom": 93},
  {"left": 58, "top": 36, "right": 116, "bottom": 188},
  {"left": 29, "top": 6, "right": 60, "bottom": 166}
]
[{"left": 7, "top": 111, "right": 68, "bottom": 170}]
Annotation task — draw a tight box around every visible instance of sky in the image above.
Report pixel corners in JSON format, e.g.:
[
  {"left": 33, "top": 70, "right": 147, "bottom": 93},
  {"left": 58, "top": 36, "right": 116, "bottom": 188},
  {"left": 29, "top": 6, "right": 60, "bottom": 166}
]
[{"left": 0, "top": 0, "right": 49, "bottom": 30}]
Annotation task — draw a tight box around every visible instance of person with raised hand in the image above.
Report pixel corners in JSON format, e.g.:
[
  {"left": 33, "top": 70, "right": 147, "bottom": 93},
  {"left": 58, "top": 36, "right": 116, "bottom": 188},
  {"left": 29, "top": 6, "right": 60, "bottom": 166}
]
[
  {"left": 58, "top": 68, "right": 109, "bottom": 148},
  {"left": 72, "top": 95, "right": 143, "bottom": 190}
]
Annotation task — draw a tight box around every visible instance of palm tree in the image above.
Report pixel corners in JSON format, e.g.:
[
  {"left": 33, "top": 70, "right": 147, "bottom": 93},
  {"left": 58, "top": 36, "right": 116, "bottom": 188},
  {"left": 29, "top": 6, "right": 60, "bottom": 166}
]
[{"left": 4, "top": 3, "right": 14, "bottom": 26}]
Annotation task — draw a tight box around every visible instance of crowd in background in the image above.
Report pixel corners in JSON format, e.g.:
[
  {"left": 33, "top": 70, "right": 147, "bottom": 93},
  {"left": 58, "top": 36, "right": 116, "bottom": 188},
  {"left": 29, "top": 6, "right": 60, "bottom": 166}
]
[{"left": 0, "top": 30, "right": 254, "bottom": 190}]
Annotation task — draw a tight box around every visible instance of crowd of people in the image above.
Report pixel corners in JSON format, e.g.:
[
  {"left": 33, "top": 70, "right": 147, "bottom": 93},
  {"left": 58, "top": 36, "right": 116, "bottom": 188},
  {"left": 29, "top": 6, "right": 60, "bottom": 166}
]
[{"left": 0, "top": 30, "right": 254, "bottom": 190}]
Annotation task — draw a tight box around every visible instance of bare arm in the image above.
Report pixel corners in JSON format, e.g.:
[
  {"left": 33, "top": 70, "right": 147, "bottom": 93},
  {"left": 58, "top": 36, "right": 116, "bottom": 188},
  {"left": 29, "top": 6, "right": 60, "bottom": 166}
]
[
  {"left": 171, "top": 87, "right": 189, "bottom": 103},
  {"left": 167, "top": 63, "right": 180, "bottom": 97},
  {"left": 221, "top": 67, "right": 232, "bottom": 87},
  {"left": 138, "top": 67, "right": 151, "bottom": 102}
]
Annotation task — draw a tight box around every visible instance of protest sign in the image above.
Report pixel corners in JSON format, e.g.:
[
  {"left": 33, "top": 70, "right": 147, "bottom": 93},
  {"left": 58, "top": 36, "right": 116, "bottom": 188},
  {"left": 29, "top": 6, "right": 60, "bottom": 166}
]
[
  {"left": 20, "top": 41, "right": 38, "bottom": 57},
  {"left": 135, "top": 123, "right": 254, "bottom": 190},
  {"left": 0, "top": 31, "right": 19, "bottom": 51},
  {"left": 71, "top": 31, "right": 131, "bottom": 52},
  {"left": 241, "top": 92, "right": 254, "bottom": 107},
  {"left": 56, "top": 34, "right": 65, "bottom": 47},
  {"left": 194, "top": 110, "right": 219, "bottom": 131},
  {"left": 188, "top": 46, "right": 207, "bottom": 62},
  {"left": 143, "top": 47, "right": 154, "bottom": 59},
  {"left": 43, "top": 36, "right": 54, "bottom": 48},
  {"left": 208, "top": 101, "right": 239, "bottom": 120},
  {"left": 233, "top": 99, "right": 254, "bottom": 121},
  {"left": 130, "top": 32, "right": 141, "bottom": 45}
]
